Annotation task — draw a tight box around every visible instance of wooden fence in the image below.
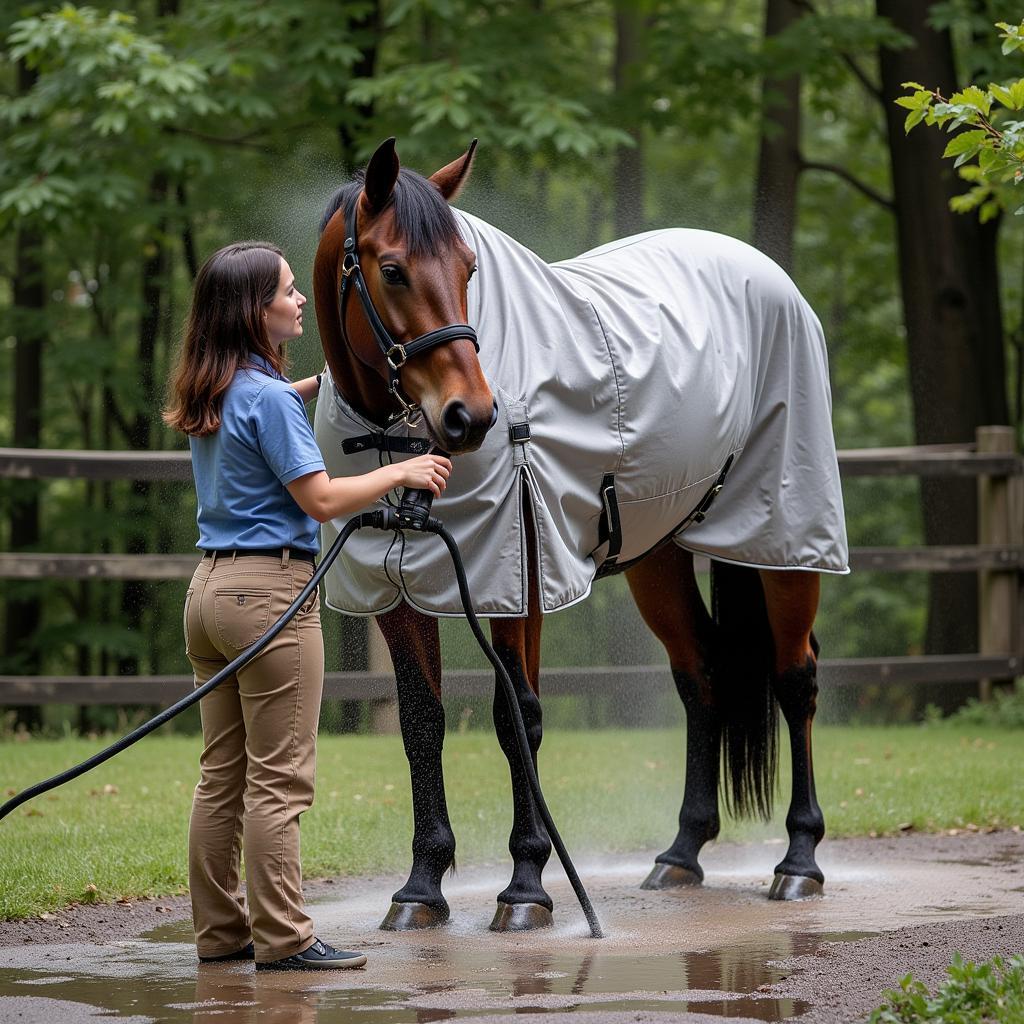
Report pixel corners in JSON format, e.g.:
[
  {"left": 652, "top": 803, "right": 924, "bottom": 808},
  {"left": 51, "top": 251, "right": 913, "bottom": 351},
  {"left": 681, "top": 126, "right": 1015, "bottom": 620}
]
[{"left": 1, "top": 426, "right": 1021, "bottom": 706}]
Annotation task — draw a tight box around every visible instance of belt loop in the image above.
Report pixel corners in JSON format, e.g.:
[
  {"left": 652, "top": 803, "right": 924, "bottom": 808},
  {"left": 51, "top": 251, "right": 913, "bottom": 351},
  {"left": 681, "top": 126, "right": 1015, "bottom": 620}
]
[
  {"left": 281, "top": 547, "right": 290, "bottom": 569},
  {"left": 209, "top": 551, "right": 218, "bottom": 568},
  {"left": 231, "top": 551, "right": 237, "bottom": 564}
]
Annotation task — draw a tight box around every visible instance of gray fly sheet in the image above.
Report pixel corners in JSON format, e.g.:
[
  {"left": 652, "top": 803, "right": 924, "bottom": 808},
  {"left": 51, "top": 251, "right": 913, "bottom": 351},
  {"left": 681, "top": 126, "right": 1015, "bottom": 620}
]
[{"left": 314, "top": 210, "right": 849, "bottom": 618}]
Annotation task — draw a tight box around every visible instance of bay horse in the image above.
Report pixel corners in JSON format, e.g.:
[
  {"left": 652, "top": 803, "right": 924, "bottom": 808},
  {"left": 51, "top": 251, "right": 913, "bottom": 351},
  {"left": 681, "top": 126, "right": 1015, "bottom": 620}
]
[{"left": 313, "top": 138, "right": 848, "bottom": 932}]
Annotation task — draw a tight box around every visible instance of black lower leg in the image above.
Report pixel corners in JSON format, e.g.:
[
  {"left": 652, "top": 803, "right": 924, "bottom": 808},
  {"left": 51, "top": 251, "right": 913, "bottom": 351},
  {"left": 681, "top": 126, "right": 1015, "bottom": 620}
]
[
  {"left": 391, "top": 658, "right": 456, "bottom": 909},
  {"left": 491, "top": 645, "right": 552, "bottom": 909},
  {"left": 771, "top": 656, "right": 825, "bottom": 883},
  {"left": 655, "top": 669, "right": 721, "bottom": 879}
]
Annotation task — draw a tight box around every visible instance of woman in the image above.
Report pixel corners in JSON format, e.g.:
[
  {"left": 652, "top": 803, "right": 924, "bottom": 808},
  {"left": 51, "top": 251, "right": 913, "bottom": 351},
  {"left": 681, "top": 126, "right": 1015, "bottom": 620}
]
[{"left": 163, "top": 241, "right": 450, "bottom": 971}]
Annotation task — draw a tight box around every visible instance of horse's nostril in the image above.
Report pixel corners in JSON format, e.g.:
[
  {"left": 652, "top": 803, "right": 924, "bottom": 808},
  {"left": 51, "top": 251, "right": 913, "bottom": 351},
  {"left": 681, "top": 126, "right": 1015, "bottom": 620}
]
[{"left": 442, "top": 402, "right": 472, "bottom": 444}]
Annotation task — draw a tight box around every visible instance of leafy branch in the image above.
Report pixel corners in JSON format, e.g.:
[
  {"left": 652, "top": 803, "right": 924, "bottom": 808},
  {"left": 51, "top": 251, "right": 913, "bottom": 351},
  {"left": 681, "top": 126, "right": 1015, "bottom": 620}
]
[{"left": 897, "top": 20, "right": 1024, "bottom": 220}]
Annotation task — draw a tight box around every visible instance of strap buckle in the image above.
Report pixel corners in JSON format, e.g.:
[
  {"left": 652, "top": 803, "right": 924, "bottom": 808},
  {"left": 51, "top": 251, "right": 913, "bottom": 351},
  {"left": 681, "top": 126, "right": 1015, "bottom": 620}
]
[
  {"left": 597, "top": 473, "right": 622, "bottom": 567},
  {"left": 509, "top": 422, "right": 531, "bottom": 445},
  {"left": 386, "top": 344, "right": 408, "bottom": 370}
]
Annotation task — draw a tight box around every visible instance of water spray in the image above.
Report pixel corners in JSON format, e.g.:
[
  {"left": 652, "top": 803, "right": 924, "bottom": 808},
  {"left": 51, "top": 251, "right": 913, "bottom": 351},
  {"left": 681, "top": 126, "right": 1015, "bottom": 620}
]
[{"left": 0, "top": 487, "right": 604, "bottom": 940}]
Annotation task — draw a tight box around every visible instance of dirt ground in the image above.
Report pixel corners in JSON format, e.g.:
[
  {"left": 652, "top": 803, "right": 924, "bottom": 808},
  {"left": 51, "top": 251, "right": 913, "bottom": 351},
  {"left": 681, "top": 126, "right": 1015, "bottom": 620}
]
[{"left": 1, "top": 831, "right": 1022, "bottom": 1023}]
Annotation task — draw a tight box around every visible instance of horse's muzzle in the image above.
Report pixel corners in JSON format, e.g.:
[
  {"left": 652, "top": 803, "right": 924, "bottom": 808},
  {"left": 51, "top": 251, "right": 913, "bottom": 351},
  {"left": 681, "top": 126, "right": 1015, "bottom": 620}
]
[{"left": 436, "top": 398, "right": 497, "bottom": 454}]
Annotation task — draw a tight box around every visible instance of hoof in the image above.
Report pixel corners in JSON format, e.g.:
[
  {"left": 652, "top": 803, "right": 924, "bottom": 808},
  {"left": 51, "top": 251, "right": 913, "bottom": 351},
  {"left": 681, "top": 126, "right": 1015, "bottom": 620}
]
[
  {"left": 768, "top": 873, "right": 824, "bottom": 901},
  {"left": 640, "top": 863, "right": 702, "bottom": 890},
  {"left": 379, "top": 901, "right": 449, "bottom": 931},
  {"left": 489, "top": 902, "right": 554, "bottom": 932}
]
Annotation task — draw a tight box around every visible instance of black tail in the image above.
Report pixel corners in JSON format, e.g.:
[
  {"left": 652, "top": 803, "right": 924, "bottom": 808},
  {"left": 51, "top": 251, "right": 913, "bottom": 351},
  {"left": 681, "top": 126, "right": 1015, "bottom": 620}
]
[{"left": 711, "top": 560, "right": 777, "bottom": 821}]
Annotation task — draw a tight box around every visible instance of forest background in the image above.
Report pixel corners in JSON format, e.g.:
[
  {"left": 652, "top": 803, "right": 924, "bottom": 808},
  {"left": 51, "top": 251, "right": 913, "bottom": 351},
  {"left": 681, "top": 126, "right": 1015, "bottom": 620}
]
[{"left": 1, "top": 0, "right": 1022, "bottom": 734}]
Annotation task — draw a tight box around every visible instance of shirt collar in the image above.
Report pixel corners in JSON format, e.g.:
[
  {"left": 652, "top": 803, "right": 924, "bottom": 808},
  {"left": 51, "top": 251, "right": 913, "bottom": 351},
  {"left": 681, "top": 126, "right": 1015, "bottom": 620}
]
[{"left": 246, "top": 354, "right": 290, "bottom": 383}]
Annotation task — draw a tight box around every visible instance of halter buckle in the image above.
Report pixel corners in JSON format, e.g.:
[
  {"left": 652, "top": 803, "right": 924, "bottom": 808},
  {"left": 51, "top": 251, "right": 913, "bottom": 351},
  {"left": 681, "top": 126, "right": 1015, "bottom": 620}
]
[
  {"left": 386, "top": 344, "right": 408, "bottom": 370},
  {"left": 341, "top": 251, "right": 358, "bottom": 278}
]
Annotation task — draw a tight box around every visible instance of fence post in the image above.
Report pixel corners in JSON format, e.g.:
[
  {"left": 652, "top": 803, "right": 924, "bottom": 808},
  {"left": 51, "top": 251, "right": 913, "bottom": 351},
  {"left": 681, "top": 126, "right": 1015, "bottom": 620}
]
[{"left": 976, "top": 425, "right": 1022, "bottom": 700}]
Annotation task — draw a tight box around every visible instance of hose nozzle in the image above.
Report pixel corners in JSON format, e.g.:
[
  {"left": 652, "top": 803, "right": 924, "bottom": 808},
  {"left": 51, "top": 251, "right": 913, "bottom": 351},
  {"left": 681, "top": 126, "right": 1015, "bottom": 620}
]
[{"left": 395, "top": 447, "right": 449, "bottom": 531}]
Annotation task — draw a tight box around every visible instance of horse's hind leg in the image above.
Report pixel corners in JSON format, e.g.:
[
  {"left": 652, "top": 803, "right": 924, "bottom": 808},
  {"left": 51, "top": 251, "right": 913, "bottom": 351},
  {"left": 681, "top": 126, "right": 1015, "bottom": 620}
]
[
  {"left": 488, "top": 534, "right": 553, "bottom": 931},
  {"left": 375, "top": 603, "right": 456, "bottom": 930},
  {"left": 759, "top": 569, "right": 825, "bottom": 900},
  {"left": 626, "top": 546, "right": 721, "bottom": 889}
]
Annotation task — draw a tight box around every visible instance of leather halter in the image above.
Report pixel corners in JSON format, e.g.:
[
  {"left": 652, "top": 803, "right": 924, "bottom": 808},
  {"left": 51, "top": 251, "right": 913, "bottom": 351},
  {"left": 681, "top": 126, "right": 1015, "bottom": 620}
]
[{"left": 338, "top": 205, "right": 479, "bottom": 419}]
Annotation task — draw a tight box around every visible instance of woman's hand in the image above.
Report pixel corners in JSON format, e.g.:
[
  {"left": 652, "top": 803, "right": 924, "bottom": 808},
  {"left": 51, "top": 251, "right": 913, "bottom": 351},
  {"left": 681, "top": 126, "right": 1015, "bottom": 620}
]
[
  {"left": 288, "top": 454, "right": 452, "bottom": 522},
  {"left": 394, "top": 454, "right": 452, "bottom": 497}
]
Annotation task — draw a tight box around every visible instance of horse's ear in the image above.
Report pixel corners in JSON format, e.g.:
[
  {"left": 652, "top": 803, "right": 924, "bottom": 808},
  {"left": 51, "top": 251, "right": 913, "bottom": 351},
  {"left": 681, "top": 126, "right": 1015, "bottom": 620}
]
[
  {"left": 429, "top": 139, "right": 478, "bottom": 202},
  {"left": 363, "top": 137, "right": 400, "bottom": 214}
]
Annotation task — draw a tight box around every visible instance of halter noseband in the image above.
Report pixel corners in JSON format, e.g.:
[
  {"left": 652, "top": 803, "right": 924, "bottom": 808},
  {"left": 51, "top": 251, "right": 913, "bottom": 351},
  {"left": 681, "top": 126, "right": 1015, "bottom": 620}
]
[{"left": 338, "top": 205, "right": 479, "bottom": 418}]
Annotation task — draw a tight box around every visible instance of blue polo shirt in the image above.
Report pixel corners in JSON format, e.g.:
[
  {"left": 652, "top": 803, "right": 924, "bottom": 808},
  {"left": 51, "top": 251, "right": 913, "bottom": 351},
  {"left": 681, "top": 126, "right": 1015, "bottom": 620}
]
[{"left": 189, "top": 356, "right": 325, "bottom": 553}]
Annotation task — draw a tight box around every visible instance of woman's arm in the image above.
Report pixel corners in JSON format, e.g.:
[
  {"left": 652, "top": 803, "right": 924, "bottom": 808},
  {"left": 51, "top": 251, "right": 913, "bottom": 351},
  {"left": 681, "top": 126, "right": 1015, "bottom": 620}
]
[
  {"left": 291, "top": 374, "right": 322, "bottom": 403},
  {"left": 287, "top": 454, "right": 452, "bottom": 523}
]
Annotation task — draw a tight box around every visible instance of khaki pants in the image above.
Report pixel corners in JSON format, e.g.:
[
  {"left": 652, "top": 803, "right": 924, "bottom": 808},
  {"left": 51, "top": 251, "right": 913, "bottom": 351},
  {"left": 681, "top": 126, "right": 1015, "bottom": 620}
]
[{"left": 184, "top": 551, "right": 323, "bottom": 963}]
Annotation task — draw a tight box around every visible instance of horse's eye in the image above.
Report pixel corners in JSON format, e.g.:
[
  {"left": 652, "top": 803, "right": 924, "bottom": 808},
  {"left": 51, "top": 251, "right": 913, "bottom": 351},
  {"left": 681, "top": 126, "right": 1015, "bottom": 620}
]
[{"left": 381, "top": 265, "right": 405, "bottom": 286}]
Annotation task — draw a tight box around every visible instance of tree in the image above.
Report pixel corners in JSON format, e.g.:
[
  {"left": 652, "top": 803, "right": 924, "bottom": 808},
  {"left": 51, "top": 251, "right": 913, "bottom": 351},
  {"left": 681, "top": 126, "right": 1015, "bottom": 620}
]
[
  {"left": 877, "top": 0, "right": 1011, "bottom": 662},
  {"left": 752, "top": 0, "right": 804, "bottom": 273},
  {"left": 899, "top": 18, "right": 1024, "bottom": 435}
]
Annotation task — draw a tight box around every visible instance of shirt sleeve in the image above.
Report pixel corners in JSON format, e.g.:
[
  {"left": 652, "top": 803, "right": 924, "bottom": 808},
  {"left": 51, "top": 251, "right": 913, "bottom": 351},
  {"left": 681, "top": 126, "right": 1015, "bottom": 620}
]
[{"left": 250, "top": 383, "right": 327, "bottom": 485}]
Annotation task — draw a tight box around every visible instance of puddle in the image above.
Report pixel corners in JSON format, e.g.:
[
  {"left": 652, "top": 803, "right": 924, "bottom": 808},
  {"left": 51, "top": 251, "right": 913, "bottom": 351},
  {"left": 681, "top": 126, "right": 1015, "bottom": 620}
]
[
  {"left": 142, "top": 920, "right": 195, "bottom": 944},
  {"left": 0, "top": 930, "right": 868, "bottom": 1022},
  {"left": 0, "top": 968, "right": 809, "bottom": 1022}
]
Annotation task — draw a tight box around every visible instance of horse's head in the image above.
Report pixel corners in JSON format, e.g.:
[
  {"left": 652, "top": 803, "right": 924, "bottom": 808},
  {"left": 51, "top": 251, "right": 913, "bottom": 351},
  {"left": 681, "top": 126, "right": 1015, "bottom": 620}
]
[{"left": 315, "top": 137, "right": 495, "bottom": 455}]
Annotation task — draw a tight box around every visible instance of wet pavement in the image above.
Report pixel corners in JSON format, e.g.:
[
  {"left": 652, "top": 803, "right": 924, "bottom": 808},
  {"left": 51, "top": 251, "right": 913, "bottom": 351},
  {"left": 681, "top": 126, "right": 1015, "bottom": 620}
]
[{"left": 1, "top": 834, "right": 1022, "bottom": 1023}]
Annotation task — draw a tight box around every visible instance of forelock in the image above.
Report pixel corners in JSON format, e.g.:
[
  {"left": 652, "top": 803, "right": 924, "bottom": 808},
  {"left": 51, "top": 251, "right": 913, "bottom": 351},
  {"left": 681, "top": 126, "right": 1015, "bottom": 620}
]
[{"left": 319, "top": 168, "right": 459, "bottom": 256}]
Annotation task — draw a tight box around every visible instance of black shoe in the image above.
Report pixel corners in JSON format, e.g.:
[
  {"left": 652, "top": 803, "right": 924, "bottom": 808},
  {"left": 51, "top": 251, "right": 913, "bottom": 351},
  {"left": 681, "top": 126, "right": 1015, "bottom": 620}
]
[
  {"left": 256, "top": 937, "right": 367, "bottom": 971},
  {"left": 199, "top": 941, "right": 255, "bottom": 964}
]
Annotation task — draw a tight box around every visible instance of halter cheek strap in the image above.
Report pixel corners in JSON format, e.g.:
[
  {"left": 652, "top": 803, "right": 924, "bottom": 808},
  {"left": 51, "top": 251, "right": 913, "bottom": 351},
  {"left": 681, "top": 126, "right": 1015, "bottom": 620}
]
[{"left": 338, "top": 208, "right": 479, "bottom": 418}]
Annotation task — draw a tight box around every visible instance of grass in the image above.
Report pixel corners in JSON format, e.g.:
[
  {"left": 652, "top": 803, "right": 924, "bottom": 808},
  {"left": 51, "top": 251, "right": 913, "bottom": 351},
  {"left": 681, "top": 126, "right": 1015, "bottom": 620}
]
[
  {"left": 1, "top": 724, "right": 1022, "bottom": 920},
  {"left": 868, "top": 953, "right": 1024, "bottom": 1023}
]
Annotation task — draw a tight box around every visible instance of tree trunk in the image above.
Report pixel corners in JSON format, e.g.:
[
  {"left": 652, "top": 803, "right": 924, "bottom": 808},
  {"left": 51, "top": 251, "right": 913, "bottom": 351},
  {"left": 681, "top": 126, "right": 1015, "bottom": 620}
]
[
  {"left": 613, "top": 1, "right": 645, "bottom": 238},
  {"left": 117, "top": 170, "right": 169, "bottom": 678},
  {"left": 752, "top": 0, "right": 803, "bottom": 274},
  {"left": 337, "top": 0, "right": 381, "bottom": 168},
  {"left": 4, "top": 60, "right": 45, "bottom": 730},
  {"left": 877, "top": 0, "right": 1009, "bottom": 666}
]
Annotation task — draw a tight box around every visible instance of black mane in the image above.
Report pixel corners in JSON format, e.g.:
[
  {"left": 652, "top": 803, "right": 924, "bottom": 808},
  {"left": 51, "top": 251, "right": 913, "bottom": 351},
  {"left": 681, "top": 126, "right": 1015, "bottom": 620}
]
[{"left": 319, "top": 167, "right": 460, "bottom": 256}]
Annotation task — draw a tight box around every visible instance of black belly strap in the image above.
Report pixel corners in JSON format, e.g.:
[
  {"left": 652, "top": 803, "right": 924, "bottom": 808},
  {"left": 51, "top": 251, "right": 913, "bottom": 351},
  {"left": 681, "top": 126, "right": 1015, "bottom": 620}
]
[{"left": 595, "top": 454, "right": 734, "bottom": 576}]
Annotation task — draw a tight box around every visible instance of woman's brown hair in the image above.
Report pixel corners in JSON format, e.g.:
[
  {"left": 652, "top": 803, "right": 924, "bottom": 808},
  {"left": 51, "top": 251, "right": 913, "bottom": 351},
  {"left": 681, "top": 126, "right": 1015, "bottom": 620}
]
[{"left": 163, "top": 241, "right": 286, "bottom": 436}]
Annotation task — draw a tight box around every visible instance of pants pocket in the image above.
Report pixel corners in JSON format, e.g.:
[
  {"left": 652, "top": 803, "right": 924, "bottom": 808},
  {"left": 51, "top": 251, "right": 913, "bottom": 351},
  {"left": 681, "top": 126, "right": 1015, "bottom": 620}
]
[
  {"left": 183, "top": 588, "right": 195, "bottom": 656},
  {"left": 214, "top": 589, "right": 273, "bottom": 650},
  {"left": 300, "top": 586, "right": 321, "bottom": 617}
]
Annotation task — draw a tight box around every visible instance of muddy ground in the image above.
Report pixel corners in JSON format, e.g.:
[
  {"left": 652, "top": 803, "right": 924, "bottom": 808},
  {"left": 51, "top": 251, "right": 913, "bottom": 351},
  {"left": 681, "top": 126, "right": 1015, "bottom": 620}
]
[{"left": 1, "top": 831, "right": 1022, "bottom": 1023}]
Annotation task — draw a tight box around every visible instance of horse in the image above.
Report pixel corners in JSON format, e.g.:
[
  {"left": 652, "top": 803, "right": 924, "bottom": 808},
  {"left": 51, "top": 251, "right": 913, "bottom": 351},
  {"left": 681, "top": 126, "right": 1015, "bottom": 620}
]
[{"left": 312, "top": 137, "right": 849, "bottom": 933}]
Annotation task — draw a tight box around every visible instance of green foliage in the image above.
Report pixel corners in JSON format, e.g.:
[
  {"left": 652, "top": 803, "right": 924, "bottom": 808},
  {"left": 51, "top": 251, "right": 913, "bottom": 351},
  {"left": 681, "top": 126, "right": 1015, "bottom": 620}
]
[
  {"left": 938, "top": 678, "right": 1024, "bottom": 728},
  {"left": 898, "top": 20, "right": 1024, "bottom": 217},
  {"left": 868, "top": 953, "right": 1024, "bottom": 1024},
  {"left": 2, "top": 5, "right": 213, "bottom": 226}
]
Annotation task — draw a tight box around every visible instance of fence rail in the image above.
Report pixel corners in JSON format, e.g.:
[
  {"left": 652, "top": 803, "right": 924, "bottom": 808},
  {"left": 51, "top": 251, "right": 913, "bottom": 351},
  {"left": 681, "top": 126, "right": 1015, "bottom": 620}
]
[
  {"left": 2, "top": 544, "right": 1022, "bottom": 580},
  {"left": 2, "top": 656, "right": 1020, "bottom": 706},
  {"left": 2, "top": 427, "right": 1022, "bottom": 705}
]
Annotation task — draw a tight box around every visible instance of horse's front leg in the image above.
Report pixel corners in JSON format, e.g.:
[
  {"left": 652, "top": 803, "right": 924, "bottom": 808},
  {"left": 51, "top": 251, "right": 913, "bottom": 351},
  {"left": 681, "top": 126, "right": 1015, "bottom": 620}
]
[
  {"left": 760, "top": 569, "right": 825, "bottom": 900},
  {"left": 376, "top": 602, "right": 456, "bottom": 930},
  {"left": 487, "top": 557, "right": 553, "bottom": 931}
]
